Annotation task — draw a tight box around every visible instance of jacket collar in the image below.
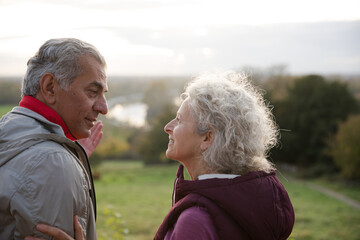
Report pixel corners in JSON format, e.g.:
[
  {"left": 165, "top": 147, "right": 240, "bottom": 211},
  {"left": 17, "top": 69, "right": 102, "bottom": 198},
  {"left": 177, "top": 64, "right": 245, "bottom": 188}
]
[
  {"left": 19, "top": 96, "right": 76, "bottom": 140},
  {"left": 173, "top": 164, "right": 276, "bottom": 204}
]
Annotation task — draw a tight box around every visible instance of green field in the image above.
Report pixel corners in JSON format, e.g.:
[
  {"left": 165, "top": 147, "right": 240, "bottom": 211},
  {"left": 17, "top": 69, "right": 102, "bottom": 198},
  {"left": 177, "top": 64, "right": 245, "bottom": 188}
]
[
  {"left": 0, "top": 105, "right": 14, "bottom": 117},
  {"left": 95, "top": 161, "right": 178, "bottom": 240},
  {"left": 95, "top": 161, "right": 360, "bottom": 240}
]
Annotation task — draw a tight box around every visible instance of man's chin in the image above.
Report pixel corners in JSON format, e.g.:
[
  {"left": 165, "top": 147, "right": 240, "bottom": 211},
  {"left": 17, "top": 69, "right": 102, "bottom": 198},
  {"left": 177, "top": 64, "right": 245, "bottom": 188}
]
[{"left": 73, "top": 130, "right": 91, "bottom": 140}]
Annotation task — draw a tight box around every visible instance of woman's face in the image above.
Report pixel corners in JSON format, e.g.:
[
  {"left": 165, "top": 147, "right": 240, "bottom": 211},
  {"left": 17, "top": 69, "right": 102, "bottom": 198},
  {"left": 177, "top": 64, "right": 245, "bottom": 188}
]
[{"left": 164, "top": 99, "right": 205, "bottom": 164}]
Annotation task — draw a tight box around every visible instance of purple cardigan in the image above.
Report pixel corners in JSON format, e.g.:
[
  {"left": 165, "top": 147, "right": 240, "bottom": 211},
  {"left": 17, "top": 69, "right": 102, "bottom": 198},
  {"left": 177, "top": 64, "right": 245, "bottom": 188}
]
[{"left": 154, "top": 165, "right": 295, "bottom": 240}]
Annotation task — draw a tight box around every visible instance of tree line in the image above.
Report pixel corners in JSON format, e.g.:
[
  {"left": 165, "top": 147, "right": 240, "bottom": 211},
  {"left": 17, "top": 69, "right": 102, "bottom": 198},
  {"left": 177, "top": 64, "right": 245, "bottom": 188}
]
[
  {"left": 134, "top": 74, "right": 360, "bottom": 180},
  {"left": 1, "top": 73, "right": 359, "bottom": 180}
]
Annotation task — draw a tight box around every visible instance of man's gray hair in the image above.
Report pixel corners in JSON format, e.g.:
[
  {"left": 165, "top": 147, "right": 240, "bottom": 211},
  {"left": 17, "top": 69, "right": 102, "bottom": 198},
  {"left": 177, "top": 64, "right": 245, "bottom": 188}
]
[
  {"left": 182, "top": 71, "right": 279, "bottom": 175},
  {"left": 22, "top": 38, "right": 106, "bottom": 97}
]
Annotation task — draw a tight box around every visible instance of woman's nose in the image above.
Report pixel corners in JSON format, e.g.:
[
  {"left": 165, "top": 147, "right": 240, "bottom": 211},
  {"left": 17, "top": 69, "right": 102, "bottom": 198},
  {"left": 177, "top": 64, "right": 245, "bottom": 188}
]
[{"left": 164, "top": 119, "right": 174, "bottom": 133}]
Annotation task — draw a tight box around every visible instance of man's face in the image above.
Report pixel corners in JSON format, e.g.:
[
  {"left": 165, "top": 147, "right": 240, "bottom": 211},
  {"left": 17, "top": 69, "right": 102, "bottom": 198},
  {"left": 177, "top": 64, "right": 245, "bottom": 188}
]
[{"left": 53, "top": 55, "right": 108, "bottom": 139}]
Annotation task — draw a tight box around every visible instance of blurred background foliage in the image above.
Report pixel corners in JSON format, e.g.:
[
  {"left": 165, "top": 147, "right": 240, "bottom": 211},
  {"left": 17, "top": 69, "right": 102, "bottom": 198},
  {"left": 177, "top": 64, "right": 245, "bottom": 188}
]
[
  {"left": 269, "top": 74, "right": 359, "bottom": 177},
  {"left": 1, "top": 67, "right": 359, "bottom": 181},
  {"left": 327, "top": 115, "right": 360, "bottom": 180}
]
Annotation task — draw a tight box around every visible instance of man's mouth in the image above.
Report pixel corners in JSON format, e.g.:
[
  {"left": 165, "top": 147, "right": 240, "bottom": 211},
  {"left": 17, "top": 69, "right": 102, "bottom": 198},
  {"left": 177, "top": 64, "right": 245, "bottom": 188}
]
[{"left": 86, "top": 118, "right": 97, "bottom": 126}]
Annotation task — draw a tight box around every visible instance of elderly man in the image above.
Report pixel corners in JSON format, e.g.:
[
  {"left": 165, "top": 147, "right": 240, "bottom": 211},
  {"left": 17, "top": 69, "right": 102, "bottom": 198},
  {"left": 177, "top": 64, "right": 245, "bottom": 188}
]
[{"left": 0, "top": 38, "right": 108, "bottom": 239}]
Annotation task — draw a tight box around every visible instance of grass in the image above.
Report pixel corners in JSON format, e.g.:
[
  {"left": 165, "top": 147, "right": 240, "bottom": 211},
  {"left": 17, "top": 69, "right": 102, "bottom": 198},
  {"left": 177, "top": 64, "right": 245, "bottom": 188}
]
[
  {"left": 310, "top": 178, "right": 360, "bottom": 202},
  {"left": 95, "top": 161, "right": 179, "bottom": 240},
  {"left": 95, "top": 161, "right": 360, "bottom": 240},
  {"left": 0, "top": 105, "right": 15, "bottom": 117},
  {"left": 279, "top": 176, "right": 360, "bottom": 240}
]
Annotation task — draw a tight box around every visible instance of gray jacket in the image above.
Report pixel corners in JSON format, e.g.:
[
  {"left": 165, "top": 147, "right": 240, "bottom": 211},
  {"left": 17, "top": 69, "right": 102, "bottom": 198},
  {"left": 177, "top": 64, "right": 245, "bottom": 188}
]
[{"left": 0, "top": 107, "right": 97, "bottom": 239}]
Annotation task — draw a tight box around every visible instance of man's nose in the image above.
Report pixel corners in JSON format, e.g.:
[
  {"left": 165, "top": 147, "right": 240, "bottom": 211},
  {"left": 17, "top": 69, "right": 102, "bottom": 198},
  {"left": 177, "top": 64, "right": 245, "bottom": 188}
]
[{"left": 94, "top": 96, "right": 108, "bottom": 115}]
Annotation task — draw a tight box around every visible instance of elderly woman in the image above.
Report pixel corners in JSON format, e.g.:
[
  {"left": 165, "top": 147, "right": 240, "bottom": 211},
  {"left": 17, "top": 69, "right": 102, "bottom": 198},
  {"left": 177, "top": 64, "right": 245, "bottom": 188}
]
[
  {"left": 155, "top": 71, "right": 294, "bottom": 240},
  {"left": 26, "top": 71, "right": 294, "bottom": 240}
]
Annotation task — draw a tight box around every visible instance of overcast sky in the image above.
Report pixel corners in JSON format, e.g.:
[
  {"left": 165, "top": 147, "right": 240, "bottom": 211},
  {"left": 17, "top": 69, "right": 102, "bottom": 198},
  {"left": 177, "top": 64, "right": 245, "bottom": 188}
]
[{"left": 0, "top": 0, "right": 359, "bottom": 77}]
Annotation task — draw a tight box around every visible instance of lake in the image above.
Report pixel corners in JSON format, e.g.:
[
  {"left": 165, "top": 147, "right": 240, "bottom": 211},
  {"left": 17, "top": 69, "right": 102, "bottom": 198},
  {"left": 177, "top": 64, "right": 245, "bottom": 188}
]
[{"left": 106, "top": 102, "right": 148, "bottom": 127}]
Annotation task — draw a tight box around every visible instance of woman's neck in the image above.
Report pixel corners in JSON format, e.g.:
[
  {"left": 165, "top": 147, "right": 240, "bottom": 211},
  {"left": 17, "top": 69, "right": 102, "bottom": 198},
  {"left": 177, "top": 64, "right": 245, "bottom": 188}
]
[{"left": 183, "top": 157, "right": 211, "bottom": 180}]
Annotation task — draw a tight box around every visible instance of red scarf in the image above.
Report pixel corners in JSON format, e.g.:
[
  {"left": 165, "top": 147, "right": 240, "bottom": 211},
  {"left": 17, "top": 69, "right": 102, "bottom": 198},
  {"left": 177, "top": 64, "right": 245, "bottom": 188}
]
[{"left": 19, "top": 96, "right": 76, "bottom": 141}]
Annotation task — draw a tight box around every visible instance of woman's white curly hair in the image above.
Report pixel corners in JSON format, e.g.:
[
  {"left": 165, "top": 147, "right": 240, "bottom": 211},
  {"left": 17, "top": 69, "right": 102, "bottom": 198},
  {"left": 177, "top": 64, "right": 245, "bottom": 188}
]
[{"left": 182, "top": 71, "right": 278, "bottom": 174}]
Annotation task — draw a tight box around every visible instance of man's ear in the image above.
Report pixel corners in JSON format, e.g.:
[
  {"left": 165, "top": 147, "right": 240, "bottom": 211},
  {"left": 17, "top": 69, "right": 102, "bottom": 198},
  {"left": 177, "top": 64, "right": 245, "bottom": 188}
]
[
  {"left": 38, "top": 73, "right": 57, "bottom": 105},
  {"left": 200, "top": 130, "right": 214, "bottom": 152}
]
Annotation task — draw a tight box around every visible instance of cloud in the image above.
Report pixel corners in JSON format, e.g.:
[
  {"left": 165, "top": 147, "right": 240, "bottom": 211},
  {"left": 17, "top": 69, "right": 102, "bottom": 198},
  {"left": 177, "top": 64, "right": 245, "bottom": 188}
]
[
  {"left": 1, "top": 21, "right": 360, "bottom": 76},
  {"left": 0, "top": 0, "right": 359, "bottom": 76}
]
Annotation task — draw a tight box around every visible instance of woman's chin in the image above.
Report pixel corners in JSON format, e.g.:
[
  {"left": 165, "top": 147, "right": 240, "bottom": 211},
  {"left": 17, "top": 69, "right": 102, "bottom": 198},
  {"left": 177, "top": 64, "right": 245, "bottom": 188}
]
[{"left": 165, "top": 153, "right": 178, "bottom": 162}]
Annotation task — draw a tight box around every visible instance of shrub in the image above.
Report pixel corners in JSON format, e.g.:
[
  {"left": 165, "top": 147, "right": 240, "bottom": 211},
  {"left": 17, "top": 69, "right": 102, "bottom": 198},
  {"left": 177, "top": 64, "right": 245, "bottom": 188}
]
[
  {"left": 136, "top": 105, "right": 176, "bottom": 164},
  {"left": 98, "top": 205, "right": 129, "bottom": 240},
  {"left": 96, "top": 137, "right": 130, "bottom": 159},
  {"left": 328, "top": 115, "right": 360, "bottom": 180}
]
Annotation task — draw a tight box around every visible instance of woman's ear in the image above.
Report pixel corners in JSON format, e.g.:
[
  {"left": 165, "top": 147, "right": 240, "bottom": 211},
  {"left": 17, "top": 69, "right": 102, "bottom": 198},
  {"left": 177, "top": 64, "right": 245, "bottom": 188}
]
[
  {"left": 38, "top": 73, "right": 57, "bottom": 105},
  {"left": 200, "top": 130, "right": 214, "bottom": 152}
]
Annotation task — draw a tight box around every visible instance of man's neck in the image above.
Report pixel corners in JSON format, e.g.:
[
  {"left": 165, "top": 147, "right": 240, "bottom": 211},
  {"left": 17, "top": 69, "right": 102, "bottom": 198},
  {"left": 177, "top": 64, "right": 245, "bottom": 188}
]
[{"left": 19, "top": 95, "right": 76, "bottom": 140}]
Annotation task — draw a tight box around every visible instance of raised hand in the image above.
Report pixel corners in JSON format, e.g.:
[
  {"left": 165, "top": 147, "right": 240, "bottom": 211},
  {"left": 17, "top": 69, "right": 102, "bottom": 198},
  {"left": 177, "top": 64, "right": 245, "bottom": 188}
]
[{"left": 78, "top": 121, "right": 103, "bottom": 158}]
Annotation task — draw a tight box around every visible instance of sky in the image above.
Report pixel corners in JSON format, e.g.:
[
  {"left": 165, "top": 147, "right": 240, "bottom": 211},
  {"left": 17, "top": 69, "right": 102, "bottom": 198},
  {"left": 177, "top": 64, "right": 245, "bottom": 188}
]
[{"left": 0, "top": 0, "right": 359, "bottom": 77}]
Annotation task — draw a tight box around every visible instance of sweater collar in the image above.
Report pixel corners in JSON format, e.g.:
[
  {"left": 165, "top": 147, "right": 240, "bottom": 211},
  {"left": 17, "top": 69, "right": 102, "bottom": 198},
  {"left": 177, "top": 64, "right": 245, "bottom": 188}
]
[
  {"left": 19, "top": 95, "right": 76, "bottom": 141},
  {"left": 198, "top": 173, "right": 240, "bottom": 180}
]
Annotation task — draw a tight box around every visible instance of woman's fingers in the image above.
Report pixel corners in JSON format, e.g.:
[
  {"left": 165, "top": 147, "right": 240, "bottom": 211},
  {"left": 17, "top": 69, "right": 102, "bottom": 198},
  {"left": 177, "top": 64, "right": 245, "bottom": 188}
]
[
  {"left": 73, "top": 216, "right": 85, "bottom": 240},
  {"left": 24, "top": 236, "right": 45, "bottom": 240},
  {"left": 36, "top": 224, "right": 74, "bottom": 240},
  {"left": 25, "top": 224, "right": 75, "bottom": 240},
  {"left": 25, "top": 215, "right": 84, "bottom": 240}
]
